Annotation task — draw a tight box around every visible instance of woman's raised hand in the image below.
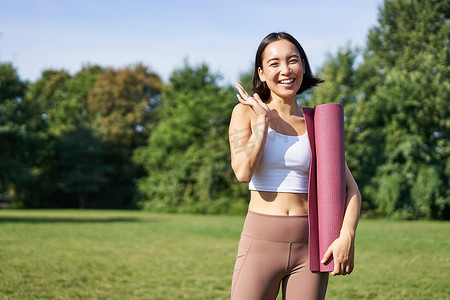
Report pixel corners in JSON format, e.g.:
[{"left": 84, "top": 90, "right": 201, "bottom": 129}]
[{"left": 234, "top": 83, "right": 270, "bottom": 117}]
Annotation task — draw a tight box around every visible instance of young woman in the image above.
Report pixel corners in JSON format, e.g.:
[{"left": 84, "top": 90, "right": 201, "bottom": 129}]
[{"left": 229, "top": 32, "right": 361, "bottom": 300}]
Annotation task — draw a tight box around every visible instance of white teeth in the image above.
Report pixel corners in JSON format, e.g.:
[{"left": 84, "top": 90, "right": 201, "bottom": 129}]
[{"left": 280, "top": 79, "right": 294, "bottom": 84}]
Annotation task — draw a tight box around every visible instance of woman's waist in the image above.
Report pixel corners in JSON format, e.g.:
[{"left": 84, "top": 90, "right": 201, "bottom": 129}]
[
  {"left": 249, "top": 191, "right": 308, "bottom": 216},
  {"left": 242, "top": 210, "right": 309, "bottom": 243}
]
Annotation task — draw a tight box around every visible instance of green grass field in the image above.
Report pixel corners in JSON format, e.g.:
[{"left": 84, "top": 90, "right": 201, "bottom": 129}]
[{"left": 0, "top": 210, "right": 449, "bottom": 299}]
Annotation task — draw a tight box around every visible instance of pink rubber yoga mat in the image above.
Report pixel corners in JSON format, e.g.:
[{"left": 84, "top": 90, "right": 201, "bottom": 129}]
[{"left": 303, "top": 104, "right": 346, "bottom": 272}]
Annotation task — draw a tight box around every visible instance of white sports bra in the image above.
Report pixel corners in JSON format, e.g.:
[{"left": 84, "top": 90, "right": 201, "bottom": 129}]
[{"left": 249, "top": 127, "right": 310, "bottom": 193}]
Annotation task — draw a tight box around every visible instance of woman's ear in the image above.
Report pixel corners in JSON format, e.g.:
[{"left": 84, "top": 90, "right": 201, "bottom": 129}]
[
  {"left": 258, "top": 67, "right": 265, "bottom": 82},
  {"left": 302, "top": 59, "right": 306, "bottom": 74}
]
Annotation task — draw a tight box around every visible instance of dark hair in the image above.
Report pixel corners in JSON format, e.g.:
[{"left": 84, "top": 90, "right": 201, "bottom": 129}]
[{"left": 252, "top": 32, "right": 323, "bottom": 101}]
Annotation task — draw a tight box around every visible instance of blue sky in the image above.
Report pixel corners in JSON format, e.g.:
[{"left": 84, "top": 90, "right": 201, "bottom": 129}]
[{"left": 0, "top": 0, "right": 383, "bottom": 84}]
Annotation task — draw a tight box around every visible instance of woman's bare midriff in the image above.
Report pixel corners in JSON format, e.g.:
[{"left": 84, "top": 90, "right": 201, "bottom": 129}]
[{"left": 249, "top": 191, "right": 309, "bottom": 216}]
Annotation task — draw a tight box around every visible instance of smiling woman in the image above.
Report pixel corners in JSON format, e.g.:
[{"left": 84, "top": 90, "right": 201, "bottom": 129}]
[
  {"left": 251, "top": 32, "right": 323, "bottom": 102},
  {"left": 228, "top": 32, "right": 361, "bottom": 300}
]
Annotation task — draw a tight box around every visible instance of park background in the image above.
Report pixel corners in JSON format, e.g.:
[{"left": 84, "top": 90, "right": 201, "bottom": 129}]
[
  {"left": 0, "top": 0, "right": 449, "bottom": 299},
  {"left": 1, "top": 0, "right": 448, "bottom": 219}
]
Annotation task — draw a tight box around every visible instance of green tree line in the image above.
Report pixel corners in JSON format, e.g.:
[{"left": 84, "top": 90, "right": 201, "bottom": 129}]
[{"left": 1, "top": 0, "right": 448, "bottom": 218}]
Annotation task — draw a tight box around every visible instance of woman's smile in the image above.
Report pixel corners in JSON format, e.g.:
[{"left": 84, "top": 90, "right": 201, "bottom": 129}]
[
  {"left": 279, "top": 78, "right": 296, "bottom": 86},
  {"left": 258, "top": 39, "right": 305, "bottom": 101}
]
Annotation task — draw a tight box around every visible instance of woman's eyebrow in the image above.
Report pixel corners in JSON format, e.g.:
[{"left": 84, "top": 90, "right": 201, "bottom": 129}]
[
  {"left": 266, "top": 54, "right": 300, "bottom": 64},
  {"left": 266, "top": 57, "right": 279, "bottom": 63}
]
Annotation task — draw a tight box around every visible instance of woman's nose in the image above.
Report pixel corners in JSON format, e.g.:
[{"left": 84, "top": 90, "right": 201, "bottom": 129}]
[{"left": 280, "top": 63, "right": 290, "bottom": 74}]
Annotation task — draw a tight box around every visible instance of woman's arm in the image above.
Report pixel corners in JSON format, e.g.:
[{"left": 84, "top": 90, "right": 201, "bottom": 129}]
[
  {"left": 321, "top": 161, "right": 362, "bottom": 275},
  {"left": 229, "top": 83, "right": 270, "bottom": 183}
]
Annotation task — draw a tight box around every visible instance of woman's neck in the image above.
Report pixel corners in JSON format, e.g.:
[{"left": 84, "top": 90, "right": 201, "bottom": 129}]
[{"left": 267, "top": 95, "right": 301, "bottom": 117}]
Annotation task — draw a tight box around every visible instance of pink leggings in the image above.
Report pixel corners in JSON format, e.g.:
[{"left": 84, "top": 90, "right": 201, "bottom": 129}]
[{"left": 231, "top": 211, "right": 329, "bottom": 300}]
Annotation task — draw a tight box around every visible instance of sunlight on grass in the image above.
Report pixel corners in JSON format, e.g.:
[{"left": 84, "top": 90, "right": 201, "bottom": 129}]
[{"left": 0, "top": 210, "right": 449, "bottom": 299}]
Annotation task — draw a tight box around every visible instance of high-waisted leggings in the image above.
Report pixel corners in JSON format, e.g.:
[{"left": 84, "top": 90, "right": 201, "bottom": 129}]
[{"left": 231, "top": 211, "right": 329, "bottom": 300}]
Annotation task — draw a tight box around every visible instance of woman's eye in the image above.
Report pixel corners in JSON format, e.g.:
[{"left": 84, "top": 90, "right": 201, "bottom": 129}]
[
  {"left": 270, "top": 63, "right": 279, "bottom": 67},
  {"left": 290, "top": 59, "right": 299, "bottom": 64}
]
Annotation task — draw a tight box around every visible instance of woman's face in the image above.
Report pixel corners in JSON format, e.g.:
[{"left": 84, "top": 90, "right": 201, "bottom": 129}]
[{"left": 258, "top": 39, "right": 305, "bottom": 101}]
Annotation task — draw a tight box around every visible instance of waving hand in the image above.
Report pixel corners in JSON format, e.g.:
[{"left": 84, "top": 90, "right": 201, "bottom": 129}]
[{"left": 234, "top": 83, "right": 270, "bottom": 117}]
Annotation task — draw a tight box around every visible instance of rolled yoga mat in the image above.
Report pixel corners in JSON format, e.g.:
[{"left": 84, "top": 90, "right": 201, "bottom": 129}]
[{"left": 303, "top": 104, "right": 346, "bottom": 272}]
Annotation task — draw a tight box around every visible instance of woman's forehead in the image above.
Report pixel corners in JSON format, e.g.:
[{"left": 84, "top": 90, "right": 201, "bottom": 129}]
[{"left": 262, "top": 39, "right": 300, "bottom": 61}]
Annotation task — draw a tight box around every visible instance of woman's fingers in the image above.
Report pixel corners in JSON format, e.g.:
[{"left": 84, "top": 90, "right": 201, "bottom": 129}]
[
  {"left": 331, "top": 259, "right": 354, "bottom": 276},
  {"left": 321, "top": 247, "right": 333, "bottom": 265},
  {"left": 236, "top": 95, "right": 257, "bottom": 109},
  {"left": 234, "top": 83, "right": 269, "bottom": 117},
  {"left": 234, "top": 83, "right": 250, "bottom": 100},
  {"left": 236, "top": 94, "right": 246, "bottom": 105},
  {"left": 346, "top": 261, "right": 354, "bottom": 274},
  {"left": 234, "top": 83, "right": 256, "bottom": 106},
  {"left": 236, "top": 93, "right": 256, "bottom": 106}
]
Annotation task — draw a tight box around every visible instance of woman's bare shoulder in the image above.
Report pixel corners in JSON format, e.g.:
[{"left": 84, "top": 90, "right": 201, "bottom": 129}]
[
  {"left": 229, "top": 103, "right": 256, "bottom": 134},
  {"left": 232, "top": 103, "right": 250, "bottom": 113},
  {"left": 231, "top": 103, "right": 257, "bottom": 120}
]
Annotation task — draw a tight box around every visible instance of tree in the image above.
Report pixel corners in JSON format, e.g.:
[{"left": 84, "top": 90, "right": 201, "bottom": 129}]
[
  {"left": 308, "top": 45, "right": 359, "bottom": 108},
  {"left": 26, "top": 69, "right": 71, "bottom": 117},
  {"left": 87, "top": 64, "right": 163, "bottom": 148},
  {"left": 0, "top": 62, "right": 26, "bottom": 100},
  {"left": 14, "top": 63, "right": 164, "bottom": 208},
  {"left": 85, "top": 64, "right": 164, "bottom": 207},
  {"left": 133, "top": 62, "right": 247, "bottom": 214},
  {"left": 0, "top": 62, "right": 29, "bottom": 198},
  {"left": 52, "top": 125, "right": 113, "bottom": 208},
  {"left": 347, "top": 0, "right": 449, "bottom": 218},
  {"left": 48, "top": 65, "right": 103, "bottom": 135}
]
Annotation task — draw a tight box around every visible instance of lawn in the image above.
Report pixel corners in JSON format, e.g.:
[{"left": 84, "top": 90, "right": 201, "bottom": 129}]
[{"left": 0, "top": 210, "right": 448, "bottom": 299}]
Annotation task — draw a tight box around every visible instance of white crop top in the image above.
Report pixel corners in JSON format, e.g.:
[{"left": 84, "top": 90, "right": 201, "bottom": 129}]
[{"left": 249, "top": 127, "right": 310, "bottom": 193}]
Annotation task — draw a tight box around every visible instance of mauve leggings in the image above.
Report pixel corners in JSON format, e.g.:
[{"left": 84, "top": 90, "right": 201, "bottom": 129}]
[{"left": 231, "top": 211, "right": 329, "bottom": 300}]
